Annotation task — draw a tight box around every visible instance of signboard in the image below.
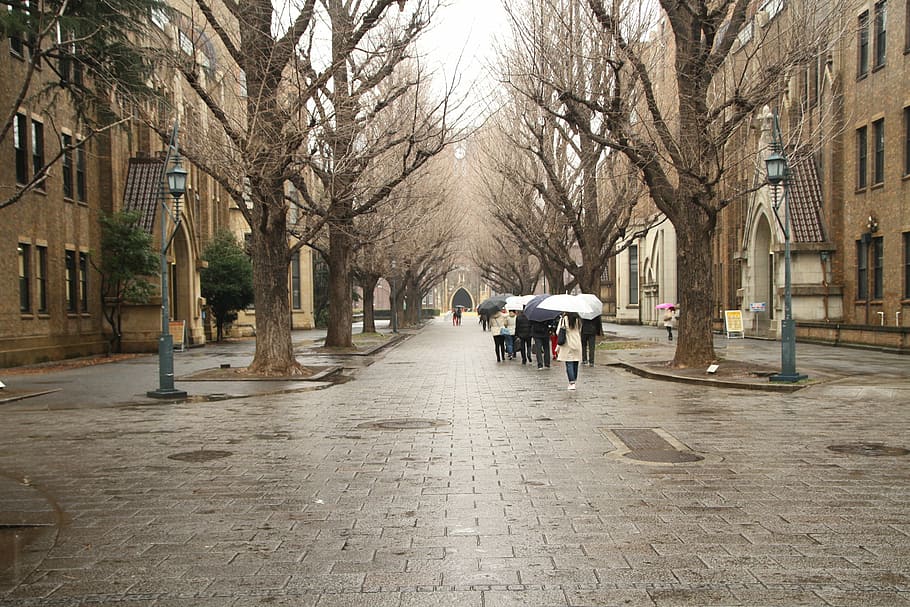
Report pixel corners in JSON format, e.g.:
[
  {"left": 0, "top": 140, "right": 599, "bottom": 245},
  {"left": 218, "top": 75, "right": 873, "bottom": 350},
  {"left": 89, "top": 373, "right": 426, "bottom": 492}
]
[
  {"left": 169, "top": 320, "right": 186, "bottom": 351},
  {"left": 724, "top": 310, "right": 744, "bottom": 338},
  {"left": 749, "top": 302, "right": 766, "bottom": 312}
]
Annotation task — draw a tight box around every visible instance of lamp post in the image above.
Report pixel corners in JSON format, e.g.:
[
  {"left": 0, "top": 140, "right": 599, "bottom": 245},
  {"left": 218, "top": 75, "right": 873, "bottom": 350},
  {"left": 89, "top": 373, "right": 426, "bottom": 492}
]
[
  {"left": 765, "top": 112, "right": 806, "bottom": 383},
  {"left": 148, "top": 121, "right": 189, "bottom": 398}
]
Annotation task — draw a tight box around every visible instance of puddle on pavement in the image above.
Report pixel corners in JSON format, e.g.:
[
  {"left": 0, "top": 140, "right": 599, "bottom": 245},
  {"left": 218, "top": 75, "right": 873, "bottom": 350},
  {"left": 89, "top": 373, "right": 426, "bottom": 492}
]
[{"left": 0, "top": 525, "right": 55, "bottom": 588}]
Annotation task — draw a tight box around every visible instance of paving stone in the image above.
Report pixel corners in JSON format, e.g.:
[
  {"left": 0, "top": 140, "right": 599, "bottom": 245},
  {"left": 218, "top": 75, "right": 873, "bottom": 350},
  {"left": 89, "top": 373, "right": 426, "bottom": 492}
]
[{"left": 1, "top": 320, "right": 909, "bottom": 606}]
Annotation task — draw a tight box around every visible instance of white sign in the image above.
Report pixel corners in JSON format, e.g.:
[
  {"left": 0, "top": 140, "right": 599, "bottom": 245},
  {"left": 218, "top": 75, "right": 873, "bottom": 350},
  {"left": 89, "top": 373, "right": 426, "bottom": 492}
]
[{"left": 750, "top": 302, "right": 767, "bottom": 312}]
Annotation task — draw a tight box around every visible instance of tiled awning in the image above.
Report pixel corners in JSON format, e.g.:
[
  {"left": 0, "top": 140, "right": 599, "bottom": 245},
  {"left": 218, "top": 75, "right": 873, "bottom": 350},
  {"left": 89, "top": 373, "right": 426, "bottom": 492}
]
[
  {"left": 786, "top": 152, "right": 827, "bottom": 243},
  {"left": 122, "top": 157, "right": 165, "bottom": 234}
]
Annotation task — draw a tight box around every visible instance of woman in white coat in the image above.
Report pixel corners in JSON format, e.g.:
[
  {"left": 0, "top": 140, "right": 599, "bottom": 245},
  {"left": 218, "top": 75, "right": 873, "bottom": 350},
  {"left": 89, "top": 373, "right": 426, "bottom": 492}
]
[{"left": 555, "top": 312, "right": 583, "bottom": 390}]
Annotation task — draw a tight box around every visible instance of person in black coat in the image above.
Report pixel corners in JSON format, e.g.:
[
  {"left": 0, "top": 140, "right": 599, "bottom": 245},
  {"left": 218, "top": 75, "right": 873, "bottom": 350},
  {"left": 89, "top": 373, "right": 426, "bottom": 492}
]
[
  {"left": 514, "top": 310, "right": 532, "bottom": 364},
  {"left": 580, "top": 315, "right": 603, "bottom": 367},
  {"left": 529, "top": 318, "right": 551, "bottom": 369}
]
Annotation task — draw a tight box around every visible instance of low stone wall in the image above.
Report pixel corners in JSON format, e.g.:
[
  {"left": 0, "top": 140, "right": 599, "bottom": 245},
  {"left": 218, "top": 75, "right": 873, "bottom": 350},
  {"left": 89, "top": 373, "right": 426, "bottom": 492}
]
[{"left": 797, "top": 322, "right": 910, "bottom": 354}]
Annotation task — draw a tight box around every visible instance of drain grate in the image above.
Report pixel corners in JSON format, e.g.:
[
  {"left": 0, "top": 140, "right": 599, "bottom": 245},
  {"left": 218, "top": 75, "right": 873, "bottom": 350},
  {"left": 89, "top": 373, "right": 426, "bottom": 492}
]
[
  {"left": 356, "top": 419, "right": 450, "bottom": 430},
  {"left": 168, "top": 450, "right": 233, "bottom": 462},
  {"left": 827, "top": 443, "right": 910, "bottom": 457},
  {"left": 605, "top": 428, "right": 704, "bottom": 464}
]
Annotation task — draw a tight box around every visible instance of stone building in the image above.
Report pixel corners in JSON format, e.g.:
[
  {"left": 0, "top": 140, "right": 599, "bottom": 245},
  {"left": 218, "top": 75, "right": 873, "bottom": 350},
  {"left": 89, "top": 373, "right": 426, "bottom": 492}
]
[
  {"left": 715, "top": 0, "right": 910, "bottom": 351},
  {"left": 1, "top": 4, "right": 315, "bottom": 368}
]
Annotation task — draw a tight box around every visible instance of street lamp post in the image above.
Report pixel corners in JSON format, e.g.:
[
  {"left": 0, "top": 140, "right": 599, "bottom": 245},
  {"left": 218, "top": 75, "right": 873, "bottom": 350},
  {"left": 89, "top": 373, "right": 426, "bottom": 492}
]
[
  {"left": 765, "top": 112, "right": 806, "bottom": 383},
  {"left": 147, "top": 121, "right": 189, "bottom": 399}
]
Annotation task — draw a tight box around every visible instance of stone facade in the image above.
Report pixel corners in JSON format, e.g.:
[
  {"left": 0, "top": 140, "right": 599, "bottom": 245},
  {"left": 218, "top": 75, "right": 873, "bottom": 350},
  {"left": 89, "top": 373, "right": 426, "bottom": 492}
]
[{"left": 1, "top": 5, "right": 316, "bottom": 368}]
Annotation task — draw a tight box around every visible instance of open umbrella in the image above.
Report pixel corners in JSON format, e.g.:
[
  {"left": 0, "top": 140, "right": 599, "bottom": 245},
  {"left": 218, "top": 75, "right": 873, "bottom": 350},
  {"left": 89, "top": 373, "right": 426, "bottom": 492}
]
[
  {"left": 537, "top": 293, "right": 604, "bottom": 320},
  {"left": 522, "top": 294, "right": 561, "bottom": 322},
  {"left": 477, "top": 295, "right": 511, "bottom": 315},
  {"left": 655, "top": 302, "right": 677, "bottom": 309},
  {"left": 505, "top": 295, "right": 536, "bottom": 311}
]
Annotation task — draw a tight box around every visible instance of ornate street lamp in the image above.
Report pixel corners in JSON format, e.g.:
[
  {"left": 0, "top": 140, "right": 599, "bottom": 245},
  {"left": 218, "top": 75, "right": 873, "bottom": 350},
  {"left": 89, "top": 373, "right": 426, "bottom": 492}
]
[
  {"left": 148, "top": 121, "right": 189, "bottom": 398},
  {"left": 765, "top": 112, "right": 806, "bottom": 383}
]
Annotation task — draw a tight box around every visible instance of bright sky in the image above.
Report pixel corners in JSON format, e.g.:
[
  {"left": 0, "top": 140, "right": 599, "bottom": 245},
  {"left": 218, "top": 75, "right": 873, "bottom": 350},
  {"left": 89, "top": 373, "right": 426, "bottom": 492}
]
[{"left": 419, "top": 0, "right": 511, "bottom": 106}]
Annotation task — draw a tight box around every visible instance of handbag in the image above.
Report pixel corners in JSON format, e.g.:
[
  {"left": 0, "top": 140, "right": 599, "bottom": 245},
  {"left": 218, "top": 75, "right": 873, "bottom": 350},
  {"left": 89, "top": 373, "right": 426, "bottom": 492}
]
[
  {"left": 500, "top": 326, "right": 512, "bottom": 336},
  {"left": 556, "top": 318, "right": 567, "bottom": 345}
]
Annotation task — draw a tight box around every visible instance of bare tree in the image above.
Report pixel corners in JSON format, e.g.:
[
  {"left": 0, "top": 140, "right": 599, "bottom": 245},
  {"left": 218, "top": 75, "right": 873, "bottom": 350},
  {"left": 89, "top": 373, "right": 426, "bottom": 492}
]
[
  {"left": 478, "top": 0, "right": 645, "bottom": 297},
  {"left": 160, "top": 0, "right": 460, "bottom": 374},
  {"left": 554, "top": 0, "right": 847, "bottom": 367}
]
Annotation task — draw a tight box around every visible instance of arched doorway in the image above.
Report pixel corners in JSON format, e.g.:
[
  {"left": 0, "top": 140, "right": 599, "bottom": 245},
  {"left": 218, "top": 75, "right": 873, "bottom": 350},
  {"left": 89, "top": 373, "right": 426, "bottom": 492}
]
[
  {"left": 752, "top": 214, "right": 774, "bottom": 333},
  {"left": 451, "top": 287, "right": 473, "bottom": 310}
]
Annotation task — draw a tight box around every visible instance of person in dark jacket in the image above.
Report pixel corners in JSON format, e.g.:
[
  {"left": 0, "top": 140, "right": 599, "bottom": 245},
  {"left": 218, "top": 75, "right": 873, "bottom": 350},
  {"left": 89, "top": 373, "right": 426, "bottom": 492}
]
[
  {"left": 581, "top": 315, "right": 603, "bottom": 367},
  {"left": 529, "top": 318, "right": 551, "bottom": 369},
  {"left": 514, "top": 309, "right": 532, "bottom": 364}
]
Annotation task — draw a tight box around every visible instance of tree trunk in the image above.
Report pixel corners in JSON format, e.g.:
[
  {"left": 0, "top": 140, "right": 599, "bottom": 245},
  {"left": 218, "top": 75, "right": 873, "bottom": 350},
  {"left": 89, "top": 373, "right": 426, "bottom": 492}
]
[
  {"left": 361, "top": 275, "right": 379, "bottom": 333},
  {"left": 403, "top": 280, "right": 421, "bottom": 325},
  {"left": 671, "top": 205, "right": 718, "bottom": 368},
  {"left": 324, "top": 223, "right": 354, "bottom": 347},
  {"left": 248, "top": 213, "right": 302, "bottom": 375}
]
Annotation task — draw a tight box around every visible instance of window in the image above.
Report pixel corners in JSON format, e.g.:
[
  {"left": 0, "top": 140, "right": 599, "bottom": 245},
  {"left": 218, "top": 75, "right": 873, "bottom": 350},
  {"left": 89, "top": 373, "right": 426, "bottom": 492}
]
[
  {"left": 904, "top": 233, "right": 910, "bottom": 299},
  {"left": 36, "top": 245, "right": 47, "bottom": 313},
  {"left": 808, "top": 56, "right": 820, "bottom": 107},
  {"left": 8, "top": 2, "right": 26, "bottom": 56},
  {"left": 904, "top": 106, "right": 910, "bottom": 176},
  {"left": 62, "top": 134, "right": 73, "bottom": 198},
  {"left": 31, "top": 119, "right": 45, "bottom": 187},
  {"left": 19, "top": 243, "right": 31, "bottom": 313},
  {"left": 857, "top": 126, "right": 868, "bottom": 189},
  {"left": 873, "top": 119, "right": 885, "bottom": 184},
  {"left": 628, "top": 244, "right": 639, "bottom": 305},
  {"left": 872, "top": 236, "right": 884, "bottom": 299},
  {"left": 857, "top": 240, "right": 869, "bottom": 300},
  {"left": 874, "top": 1, "right": 887, "bottom": 68},
  {"left": 75, "top": 144, "right": 86, "bottom": 201},
  {"left": 65, "top": 250, "right": 77, "bottom": 312},
  {"left": 291, "top": 252, "right": 301, "bottom": 310},
  {"left": 858, "top": 11, "right": 870, "bottom": 77},
  {"left": 14, "top": 113, "right": 28, "bottom": 184},
  {"left": 79, "top": 252, "right": 89, "bottom": 312}
]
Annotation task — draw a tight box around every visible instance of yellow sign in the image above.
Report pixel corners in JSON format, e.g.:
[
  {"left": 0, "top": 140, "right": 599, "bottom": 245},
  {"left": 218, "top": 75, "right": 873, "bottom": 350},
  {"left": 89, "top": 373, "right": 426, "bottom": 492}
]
[
  {"left": 724, "top": 310, "right": 744, "bottom": 336},
  {"left": 169, "top": 320, "right": 186, "bottom": 350}
]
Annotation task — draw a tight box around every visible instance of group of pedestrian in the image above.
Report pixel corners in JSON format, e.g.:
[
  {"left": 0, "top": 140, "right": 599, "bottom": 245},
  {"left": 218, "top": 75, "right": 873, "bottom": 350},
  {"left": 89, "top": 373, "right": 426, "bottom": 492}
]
[
  {"left": 487, "top": 307, "right": 603, "bottom": 391},
  {"left": 451, "top": 306, "right": 463, "bottom": 326}
]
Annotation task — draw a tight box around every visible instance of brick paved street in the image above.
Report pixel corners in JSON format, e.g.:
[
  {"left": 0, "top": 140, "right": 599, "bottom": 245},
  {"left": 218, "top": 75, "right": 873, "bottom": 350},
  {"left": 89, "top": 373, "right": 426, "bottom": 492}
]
[{"left": 1, "top": 319, "right": 909, "bottom": 606}]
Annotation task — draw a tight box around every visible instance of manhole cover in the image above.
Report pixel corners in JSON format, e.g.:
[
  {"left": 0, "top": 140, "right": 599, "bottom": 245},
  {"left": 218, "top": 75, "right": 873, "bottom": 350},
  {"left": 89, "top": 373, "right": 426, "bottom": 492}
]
[
  {"left": 168, "top": 450, "right": 233, "bottom": 462},
  {"left": 356, "top": 419, "right": 450, "bottom": 430},
  {"left": 624, "top": 449, "right": 704, "bottom": 463},
  {"left": 827, "top": 443, "right": 910, "bottom": 457}
]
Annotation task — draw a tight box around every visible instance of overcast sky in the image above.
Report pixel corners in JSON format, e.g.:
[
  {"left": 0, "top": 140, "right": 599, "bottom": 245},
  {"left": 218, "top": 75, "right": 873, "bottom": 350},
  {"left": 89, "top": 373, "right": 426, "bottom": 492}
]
[{"left": 419, "top": 0, "right": 511, "bottom": 105}]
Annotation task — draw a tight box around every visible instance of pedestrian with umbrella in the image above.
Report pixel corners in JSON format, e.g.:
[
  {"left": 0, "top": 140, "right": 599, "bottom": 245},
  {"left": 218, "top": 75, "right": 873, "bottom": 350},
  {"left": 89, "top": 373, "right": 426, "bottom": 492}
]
[
  {"left": 555, "top": 312, "right": 583, "bottom": 390},
  {"left": 488, "top": 307, "right": 511, "bottom": 362},
  {"left": 581, "top": 315, "right": 603, "bottom": 367},
  {"left": 523, "top": 294, "right": 559, "bottom": 369},
  {"left": 656, "top": 303, "right": 678, "bottom": 341}
]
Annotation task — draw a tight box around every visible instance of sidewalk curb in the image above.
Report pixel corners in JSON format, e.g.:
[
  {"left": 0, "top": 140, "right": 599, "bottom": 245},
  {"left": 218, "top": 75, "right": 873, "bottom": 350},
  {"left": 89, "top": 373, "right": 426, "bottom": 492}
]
[{"left": 611, "top": 361, "right": 805, "bottom": 392}]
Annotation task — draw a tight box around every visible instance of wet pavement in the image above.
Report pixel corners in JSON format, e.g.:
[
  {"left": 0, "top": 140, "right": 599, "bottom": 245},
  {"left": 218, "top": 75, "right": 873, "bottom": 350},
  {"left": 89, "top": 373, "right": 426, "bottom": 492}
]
[{"left": 1, "top": 319, "right": 909, "bottom": 605}]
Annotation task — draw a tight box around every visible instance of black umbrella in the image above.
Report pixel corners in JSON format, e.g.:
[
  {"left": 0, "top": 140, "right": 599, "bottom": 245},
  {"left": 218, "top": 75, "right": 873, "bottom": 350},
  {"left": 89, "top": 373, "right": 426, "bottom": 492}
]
[
  {"left": 477, "top": 295, "right": 511, "bottom": 315},
  {"left": 523, "top": 294, "right": 561, "bottom": 322}
]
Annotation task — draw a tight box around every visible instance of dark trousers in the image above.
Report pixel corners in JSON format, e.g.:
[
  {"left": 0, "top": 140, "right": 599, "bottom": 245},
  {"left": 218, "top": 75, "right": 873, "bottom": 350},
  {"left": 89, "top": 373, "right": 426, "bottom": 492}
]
[
  {"left": 517, "top": 336, "right": 532, "bottom": 363},
  {"left": 493, "top": 335, "right": 506, "bottom": 361},
  {"left": 533, "top": 336, "right": 550, "bottom": 368},
  {"left": 581, "top": 334, "right": 596, "bottom": 364}
]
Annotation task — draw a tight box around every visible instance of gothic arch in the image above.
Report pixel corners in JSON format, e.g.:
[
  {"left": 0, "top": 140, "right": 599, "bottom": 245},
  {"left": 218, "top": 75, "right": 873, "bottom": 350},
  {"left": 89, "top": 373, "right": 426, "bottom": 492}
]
[{"left": 451, "top": 287, "right": 473, "bottom": 310}]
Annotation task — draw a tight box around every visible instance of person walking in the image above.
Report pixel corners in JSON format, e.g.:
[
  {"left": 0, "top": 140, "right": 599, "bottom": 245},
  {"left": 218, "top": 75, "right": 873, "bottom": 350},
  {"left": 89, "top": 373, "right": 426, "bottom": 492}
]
[
  {"left": 555, "top": 312, "right": 583, "bottom": 390},
  {"left": 514, "top": 308, "right": 532, "bottom": 365},
  {"left": 529, "top": 317, "right": 551, "bottom": 369},
  {"left": 581, "top": 315, "right": 603, "bottom": 367},
  {"left": 489, "top": 309, "right": 508, "bottom": 362},
  {"left": 663, "top": 306, "right": 677, "bottom": 341},
  {"left": 502, "top": 310, "right": 516, "bottom": 359}
]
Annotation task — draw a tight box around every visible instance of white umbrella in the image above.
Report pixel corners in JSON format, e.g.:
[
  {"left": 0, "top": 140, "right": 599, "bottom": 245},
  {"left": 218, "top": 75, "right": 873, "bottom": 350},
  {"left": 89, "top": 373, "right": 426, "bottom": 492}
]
[
  {"left": 505, "top": 294, "right": 536, "bottom": 310},
  {"left": 537, "top": 293, "right": 604, "bottom": 320}
]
